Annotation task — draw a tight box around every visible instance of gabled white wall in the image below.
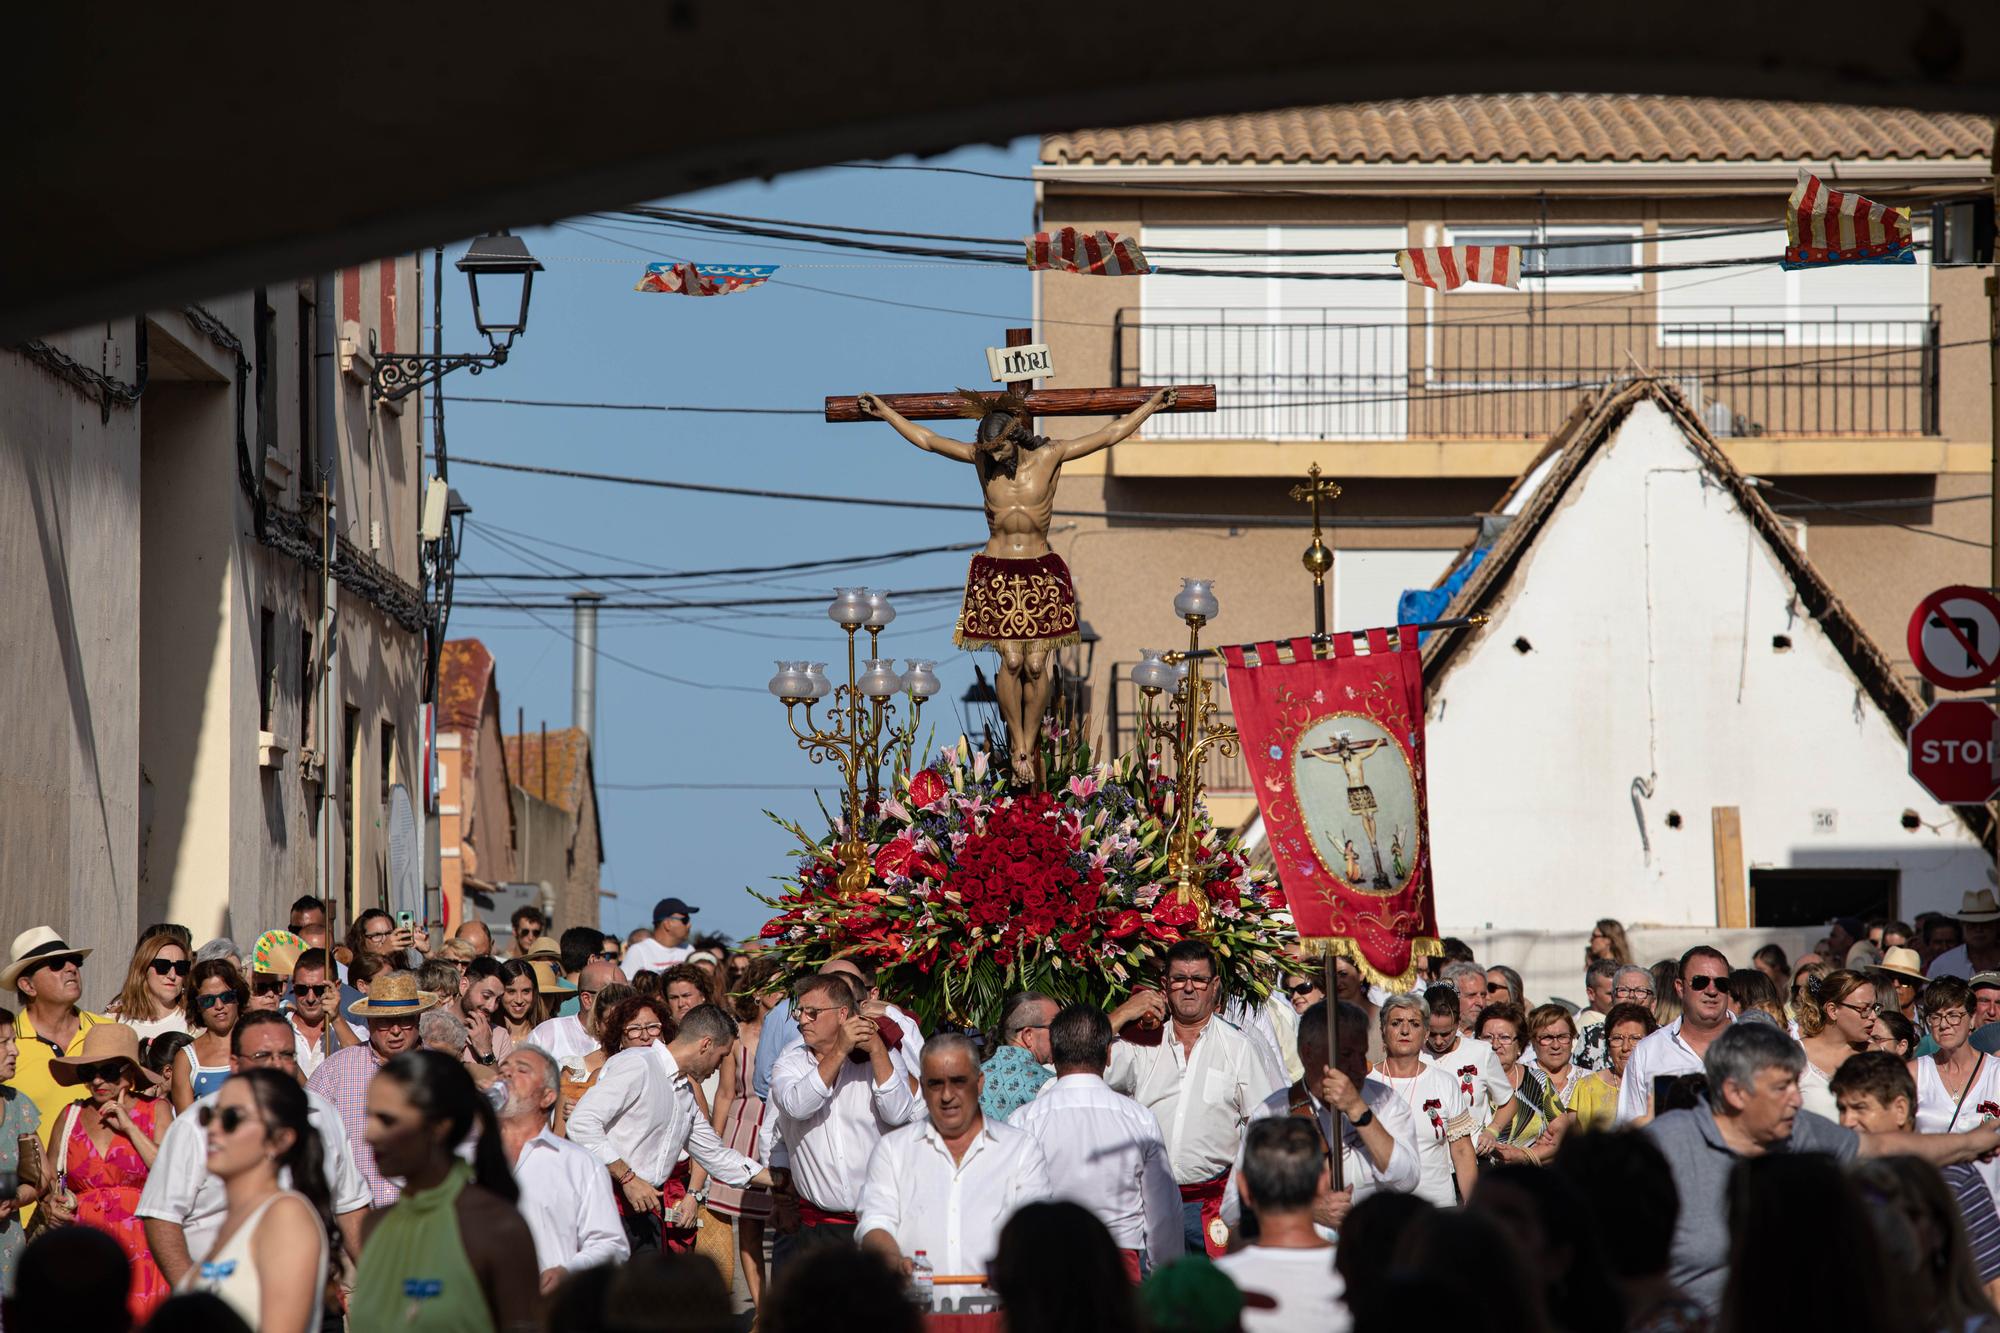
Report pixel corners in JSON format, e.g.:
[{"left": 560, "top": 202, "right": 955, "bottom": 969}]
[{"left": 1426, "top": 401, "right": 1986, "bottom": 930}]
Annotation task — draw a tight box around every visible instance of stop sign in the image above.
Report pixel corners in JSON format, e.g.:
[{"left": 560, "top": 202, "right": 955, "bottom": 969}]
[{"left": 1909, "top": 700, "right": 2000, "bottom": 805}]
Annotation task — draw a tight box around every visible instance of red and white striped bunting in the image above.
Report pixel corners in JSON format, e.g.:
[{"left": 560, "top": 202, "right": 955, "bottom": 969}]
[
  {"left": 1784, "top": 170, "right": 1912, "bottom": 266},
  {"left": 1395, "top": 245, "right": 1522, "bottom": 290},
  {"left": 1024, "top": 227, "right": 1152, "bottom": 276}
]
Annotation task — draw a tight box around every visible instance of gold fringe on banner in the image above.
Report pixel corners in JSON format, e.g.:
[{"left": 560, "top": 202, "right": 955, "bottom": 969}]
[{"left": 1299, "top": 934, "right": 1444, "bottom": 994}]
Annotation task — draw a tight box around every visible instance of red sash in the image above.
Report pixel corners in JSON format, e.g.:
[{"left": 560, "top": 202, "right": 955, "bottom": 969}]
[
  {"left": 1178, "top": 1173, "right": 1230, "bottom": 1258},
  {"left": 797, "top": 1198, "right": 859, "bottom": 1229},
  {"left": 1118, "top": 1248, "right": 1143, "bottom": 1283}
]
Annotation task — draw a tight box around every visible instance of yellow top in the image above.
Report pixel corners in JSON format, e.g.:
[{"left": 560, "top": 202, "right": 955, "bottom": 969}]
[
  {"left": 8, "top": 1008, "right": 106, "bottom": 1130},
  {"left": 1570, "top": 1070, "right": 1621, "bottom": 1132}
]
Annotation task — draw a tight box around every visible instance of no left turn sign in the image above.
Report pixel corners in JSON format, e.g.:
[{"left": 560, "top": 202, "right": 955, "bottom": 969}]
[{"left": 1909, "top": 586, "right": 2000, "bottom": 691}]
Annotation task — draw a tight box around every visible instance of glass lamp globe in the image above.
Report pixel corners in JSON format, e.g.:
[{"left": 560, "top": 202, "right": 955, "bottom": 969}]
[
  {"left": 828, "top": 587, "right": 870, "bottom": 628},
  {"left": 859, "top": 658, "right": 902, "bottom": 699},
  {"left": 802, "top": 663, "right": 833, "bottom": 700},
  {"left": 900, "top": 660, "right": 941, "bottom": 698},
  {"left": 864, "top": 591, "right": 897, "bottom": 629},
  {"left": 767, "top": 660, "right": 808, "bottom": 698},
  {"left": 1174, "top": 578, "right": 1220, "bottom": 622}
]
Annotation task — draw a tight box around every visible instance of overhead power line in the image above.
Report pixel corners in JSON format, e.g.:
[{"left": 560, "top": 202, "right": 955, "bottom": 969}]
[
  {"left": 459, "top": 538, "right": 982, "bottom": 581},
  {"left": 454, "top": 582, "right": 963, "bottom": 611}
]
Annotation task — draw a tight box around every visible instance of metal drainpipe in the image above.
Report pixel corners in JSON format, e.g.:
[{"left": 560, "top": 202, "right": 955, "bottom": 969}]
[{"left": 315, "top": 275, "right": 339, "bottom": 908}]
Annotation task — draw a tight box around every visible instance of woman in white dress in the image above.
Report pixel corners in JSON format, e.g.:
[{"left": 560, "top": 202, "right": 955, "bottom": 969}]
[
  {"left": 1797, "top": 969, "right": 1877, "bottom": 1119},
  {"left": 176, "top": 1067, "right": 333, "bottom": 1333},
  {"left": 1914, "top": 975, "right": 2000, "bottom": 1216},
  {"left": 114, "top": 935, "right": 190, "bottom": 1045}
]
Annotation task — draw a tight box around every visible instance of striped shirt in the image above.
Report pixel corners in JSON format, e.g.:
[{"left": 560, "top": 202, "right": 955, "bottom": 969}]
[
  {"left": 306, "top": 1042, "right": 398, "bottom": 1206},
  {"left": 1946, "top": 1160, "right": 2000, "bottom": 1284}
]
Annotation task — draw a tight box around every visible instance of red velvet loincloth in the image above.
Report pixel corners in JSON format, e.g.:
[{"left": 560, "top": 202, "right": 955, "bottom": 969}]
[{"left": 953, "top": 552, "right": 1080, "bottom": 651}]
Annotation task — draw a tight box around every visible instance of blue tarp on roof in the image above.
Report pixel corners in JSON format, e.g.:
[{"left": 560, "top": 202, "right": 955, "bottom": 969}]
[{"left": 1397, "top": 545, "right": 1490, "bottom": 644}]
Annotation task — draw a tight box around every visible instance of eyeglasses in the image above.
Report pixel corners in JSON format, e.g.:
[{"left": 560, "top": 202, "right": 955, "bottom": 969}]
[
  {"left": 1685, "top": 975, "right": 1721, "bottom": 992},
  {"left": 591, "top": 951, "right": 619, "bottom": 962},
  {"left": 196, "top": 991, "right": 241, "bottom": 1011},
  {"left": 666, "top": 914, "right": 691, "bottom": 924},
  {"left": 1486, "top": 1032, "right": 1520, "bottom": 1048},
  {"left": 1167, "top": 974, "right": 1216, "bottom": 990},
  {"left": 362, "top": 929, "right": 394, "bottom": 943},
  {"left": 622, "top": 1022, "right": 664, "bottom": 1041},
  {"left": 292, "top": 984, "right": 330, "bottom": 999},
  {"left": 30, "top": 957, "right": 79, "bottom": 978},
  {"left": 148, "top": 958, "right": 190, "bottom": 978},
  {"left": 1833, "top": 1000, "right": 1883, "bottom": 1018},
  {"left": 75, "top": 1060, "right": 129, "bottom": 1083},
  {"left": 794, "top": 1005, "right": 844, "bottom": 1024},
  {"left": 1533, "top": 1031, "right": 1574, "bottom": 1045},
  {"left": 1614, "top": 986, "right": 1655, "bottom": 1000},
  {"left": 250, "top": 978, "right": 287, "bottom": 996},
  {"left": 1285, "top": 982, "right": 1320, "bottom": 997},
  {"left": 197, "top": 1105, "right": 255, "bottom": 1134},
  {"left": 239, "top": 1047, "right": 298, "bottom": 1066},
  {"left": 1485, "top": 983, "right": 1508, "bottom": 995},
  {"left": 1929, "top": 1009, "right": 1971, "bottom": 1029}
]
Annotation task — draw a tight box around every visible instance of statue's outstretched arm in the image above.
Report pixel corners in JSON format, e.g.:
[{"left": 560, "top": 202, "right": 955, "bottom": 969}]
[
  {"left": 1061, "top": 387, "right": 1176, "bottom": 461},
  {"left": 858, "top": 393, "right": 976, "bottom": 463}
]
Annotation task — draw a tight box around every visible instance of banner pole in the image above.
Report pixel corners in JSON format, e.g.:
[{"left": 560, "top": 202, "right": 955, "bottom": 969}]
[
  {"left": 1326, "top": 950, "right": 1344, "bottom": 1191},
  {"left": 1183, "top": 613, "right": 1487, "bottom": 664}
]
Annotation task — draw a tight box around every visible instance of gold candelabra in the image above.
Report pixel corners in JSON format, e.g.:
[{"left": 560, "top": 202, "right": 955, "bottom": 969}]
[
  {"left": 768, "top": 588, "right": 941, "bottom": 894},
  {"left": 1130, "top": 579, "right": 1238, "bottom": 932}
]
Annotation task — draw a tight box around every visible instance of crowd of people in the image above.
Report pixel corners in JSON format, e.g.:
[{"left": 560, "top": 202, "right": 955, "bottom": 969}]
[{"left": 9, "top": 892, "right": 2000, "bottom": 1332}]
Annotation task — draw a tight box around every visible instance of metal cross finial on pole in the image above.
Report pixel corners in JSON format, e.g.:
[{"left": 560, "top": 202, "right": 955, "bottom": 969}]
[{"left": 1289, "top": 463, "right": 1342, "bottom": 639}]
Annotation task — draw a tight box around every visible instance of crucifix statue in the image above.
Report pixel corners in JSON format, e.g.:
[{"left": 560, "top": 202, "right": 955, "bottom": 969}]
[{"left": 825, "top": 329, "right": 1214, "bottom": 786}]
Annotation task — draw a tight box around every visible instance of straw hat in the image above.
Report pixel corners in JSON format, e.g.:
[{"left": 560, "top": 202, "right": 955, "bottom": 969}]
[
  {"left": 528, "top": 956, "right": 578, "bottom": 997},
  {"left": 348, "top": 972, "right": 442, "bottom": 1018},
  {"left": 251, "top": 930, "right": 307, "bottom": 977},
  {"left": 1870, "top": 946, "right": 1927, "bottom": 983},
  {"left": 50, "top": 1022, "right": 165, "bottom": 1090},
  {"left": 1957, "top": 889, "right": 2000, "bottom": 924},
  {"left": 0, "top": 927, "right": 92, "bottom": 993}
]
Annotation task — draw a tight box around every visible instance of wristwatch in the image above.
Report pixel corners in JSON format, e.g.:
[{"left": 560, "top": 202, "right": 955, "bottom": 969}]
[
  {"left": 472, "top": 1050, "right": 497, "bottom": 1067},
  {"left": 1350, "top": 1107, "right": 1375, "bottom": 1128}
]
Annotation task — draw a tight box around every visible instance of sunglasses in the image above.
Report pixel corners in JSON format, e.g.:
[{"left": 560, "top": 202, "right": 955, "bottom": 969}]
[
  {"left": 148, "top": 958, "right": 190, "bottom": 978},
  {"left": 1286, "top": 981, "right": 1320, "bottom": 997},
  {"left": 250, "top": 978, "right": 287, "bottom": 995},
  {"left": 197, "top": 1104, "right": 256, "bottom": 1134},
  {"left": 196, "top": 990, "right": 241, "bottom": 1011},
  {"left": 1486, "top": 983, "right": 1508, "bottom": 994},
  {"left": 591, "top": 951, "right": 619, "bottom": 962},
  {"left": 76, "top": 1059, "right": 130, "bottom": 1083},
  {"left": 1685, "top": 975, "right": 1721, "bottom": 992},
  {"left": 292, "top": 984, "right": 330, "bottom": 999}
]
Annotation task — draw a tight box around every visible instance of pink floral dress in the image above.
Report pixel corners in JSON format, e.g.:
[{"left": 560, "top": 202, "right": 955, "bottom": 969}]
[{"left": 63, "top": 1098, "right": 170, "bottom": 1322}]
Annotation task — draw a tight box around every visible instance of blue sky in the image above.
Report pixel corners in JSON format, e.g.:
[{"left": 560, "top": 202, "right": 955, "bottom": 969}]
[{"left": 436, "top": 140, "right": 1040, "bottom": 943}]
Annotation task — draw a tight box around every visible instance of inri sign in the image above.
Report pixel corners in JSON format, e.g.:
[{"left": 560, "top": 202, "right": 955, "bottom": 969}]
[{"left": 986, "top": 342, "right": 1052, "bottom": 383}]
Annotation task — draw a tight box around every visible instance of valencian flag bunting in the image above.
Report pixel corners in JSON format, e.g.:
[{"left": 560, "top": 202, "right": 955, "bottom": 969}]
[
  {"left": 634, "top": 262, "right": 779, "bottom": 296},
  {"left": 1024, "top": 227, "right": 1152, "bottom": 276},
  {"left": 1395, "top": 244, "right": 1523, "bottom": 291},
  {"left": 1783, "top": 170, "right": 1914, "bottom": 269},
  {"left": 1221, "top": 627, "right": 1441, "bottom": 988}
]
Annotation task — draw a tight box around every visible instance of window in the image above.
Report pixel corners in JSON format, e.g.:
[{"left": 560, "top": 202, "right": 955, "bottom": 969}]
[
  {"left": 297, "top": 292, "right": 316, "bottom": 491},
  {"left": 258, "top": 609, "right": 277, "bottom": 732},
  {"left": 380, "top": 721, "right": 397, "bottom": 807},
  {"left": 1654, "top": 226, "right": 1929, "bottom": 347},
  {"left": 1448, "top": 226, "right": 1642, "bottom": 292},
  {"left": 1749, "top": 868, "right": 1896, "bottom": 928}
]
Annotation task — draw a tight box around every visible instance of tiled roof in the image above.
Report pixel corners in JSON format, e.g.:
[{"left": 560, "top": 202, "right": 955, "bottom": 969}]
[
  {"left": 506, "top": 727, "right": 591, "bottom": 814},
  {"left": 437, "top": 639, "right": 496, "bottom": 737},
  {"left": 1041, "top": 95, "right": 1992, "bottom": 166}
]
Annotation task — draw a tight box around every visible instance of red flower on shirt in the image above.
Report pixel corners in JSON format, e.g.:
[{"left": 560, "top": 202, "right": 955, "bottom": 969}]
[
  {"left": 1978, "top": 1101, "right": 2000, "bottom": 1120},
  {"left": 1456, "top": 1064, "right": 1477, "bottom": 1101},
  {"left": 1421, "top": 1097, "right": 1445, "bottom": 1137}
]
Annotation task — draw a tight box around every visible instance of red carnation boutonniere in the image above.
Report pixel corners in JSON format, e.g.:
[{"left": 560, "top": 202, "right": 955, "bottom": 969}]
[{"left": 1978, "top": 1101, "right": 2000, "bottom": 1120}]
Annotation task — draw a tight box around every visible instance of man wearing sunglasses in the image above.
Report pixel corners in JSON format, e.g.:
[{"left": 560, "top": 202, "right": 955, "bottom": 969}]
[
  {"left": 1617, "top": 946, "right": 1734, "bottom": 1125},
  {"left": 1, "top": 925, "right": 104, "bottom": 1130},
  {"left": 137, "top": 1011, "right": 374, "bottom": 1315},
  {"left": 288, "top": 948, "right": 337, "bottom": 1079},
  {"left": 624, "top": 897, "right": 699, "bottom": 976}
]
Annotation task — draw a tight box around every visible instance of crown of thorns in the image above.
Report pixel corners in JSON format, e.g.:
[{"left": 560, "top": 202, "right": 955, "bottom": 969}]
[{"left": 954, "top": 387, "right": 1030, "bottom": 421}]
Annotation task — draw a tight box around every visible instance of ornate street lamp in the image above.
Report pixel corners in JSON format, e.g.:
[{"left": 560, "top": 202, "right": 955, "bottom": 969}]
[{"left": 371, "top": 232, "right": 544, "bottom": 404}]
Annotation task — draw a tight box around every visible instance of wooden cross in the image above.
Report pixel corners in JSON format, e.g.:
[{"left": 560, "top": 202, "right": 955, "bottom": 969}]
[
  {"left": 823, "top": 327, "right": 1217, "bottom": 424},
  {"left": 1288, "top": 462, "right": 1342, "bottom": 636}
]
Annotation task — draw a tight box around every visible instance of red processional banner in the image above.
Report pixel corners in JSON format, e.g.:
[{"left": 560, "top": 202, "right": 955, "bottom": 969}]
[{"left": 1221, "top": 627, "right": 1440, "bottom": 989}]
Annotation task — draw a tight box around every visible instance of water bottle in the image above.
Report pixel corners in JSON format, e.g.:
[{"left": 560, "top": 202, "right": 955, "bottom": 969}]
[{"left": 910, "top": 1250, "right": 934, "bottom": 1309}]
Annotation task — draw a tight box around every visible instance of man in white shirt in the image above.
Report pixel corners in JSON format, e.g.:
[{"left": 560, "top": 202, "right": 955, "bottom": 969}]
[
  {"left": 769, "top": 973, "right": 925, "bottom": 1274},
  {"left": 1221, "top": 1000, "right": 1421, "bottom": 1238},
  {"left": 494, "top": 1043, "right": 627, "bottom": 1291},
  {"left": 530, "top": 958, "right": 623, "bottom": 1063},
  {"left": 137, "top": 1012, "right": 372, "bottom": 1295},
  {"left": 1419, "top": 984, "right": 1515, "bottom": 1128},
  {"left": 622, "top": 896, "right": 697, "bottom": 975},
  {"left": 1617, "top": 946, "right": 1734, "bottom": 1125},
  {"left": 286, "top": 948, "right": 338, "bottom": 1079},
  {"left": 1106, "top": 940, "right": 1284, "bottom": 1257},
  {"left": 1215, "top": 1117, "right": 1350, "bottom": 1333},
  {"left": 1439, "top": 961, "right": 1490, "bottom": 1033},
  {"left": 858, "top": 1034, "right": 1051, "bottom": 1309},
  {"left": 1008, "top": 1004, "right": 1182, "bottom": 1277},
  {"left": 568, "top": 1003, "right": 774, "bottom": 1253}
]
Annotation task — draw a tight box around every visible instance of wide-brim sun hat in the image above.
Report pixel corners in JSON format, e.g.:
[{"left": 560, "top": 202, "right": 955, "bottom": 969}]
[
  {"left": 1869, "top": 947, "right": 1927, "bottom": 983},
  {"left": 348, "top": 972, "right": 443, "bottom": 1018},
  {"left": 50, "top": 1022, "right": 165, "bottom": 1090},
  {"left": 528, "top": 957, "right": 578, "bottom": 996},
  {"left": 0, "top": 926, "right": 91, "bottom": 993},
  {"left": 1957, "top": 888, "right": 2000, "bottom": 924}
]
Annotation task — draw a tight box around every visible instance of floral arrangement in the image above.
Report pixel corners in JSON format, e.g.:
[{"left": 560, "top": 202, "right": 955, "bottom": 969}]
[{"left": 754, "top": 735, "right": 1295, "bottom": 1032}]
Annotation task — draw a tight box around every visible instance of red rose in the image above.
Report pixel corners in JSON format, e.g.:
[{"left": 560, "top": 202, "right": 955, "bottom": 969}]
[{"left": 908, "top": 769, "right": 948, "bottom": 809}]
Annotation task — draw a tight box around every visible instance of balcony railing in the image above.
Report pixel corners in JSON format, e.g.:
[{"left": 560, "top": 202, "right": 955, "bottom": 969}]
[
  {"left": 1113, "top": 308, "right": 1941, "bottom": 441},
  {"left": 1105, "top": 662, "right": 1250, "bottom": 796}
]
